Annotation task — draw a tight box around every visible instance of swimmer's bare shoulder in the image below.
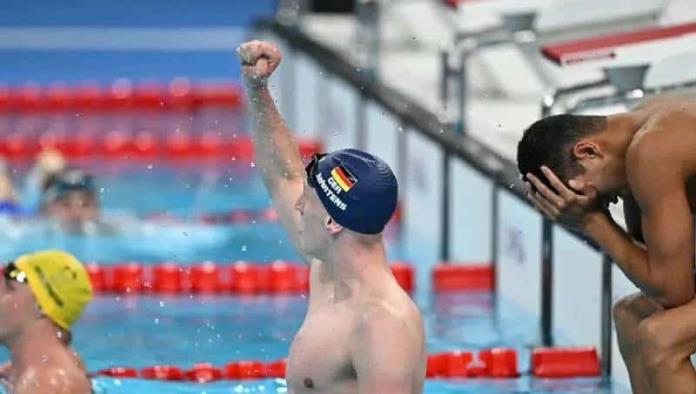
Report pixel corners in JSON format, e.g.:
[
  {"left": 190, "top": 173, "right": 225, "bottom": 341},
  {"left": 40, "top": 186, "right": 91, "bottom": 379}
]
[
  {"left": 351, "top": 298, "right": 425, "bottom": 394},
  {"left": 13, "top": 364, "right": 91, "bottom": 394},
  {"left": 628, "top": 103, "right": 696, "bottom": 174}
]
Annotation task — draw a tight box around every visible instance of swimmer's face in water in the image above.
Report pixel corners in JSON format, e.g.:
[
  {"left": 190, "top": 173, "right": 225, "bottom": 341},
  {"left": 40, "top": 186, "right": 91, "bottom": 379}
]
[
  {"left": 296, "top": 181, "right": 342, "bottom": 259},
  {"left": 47, "top": 191, "right": 100, "bottom": 230}
]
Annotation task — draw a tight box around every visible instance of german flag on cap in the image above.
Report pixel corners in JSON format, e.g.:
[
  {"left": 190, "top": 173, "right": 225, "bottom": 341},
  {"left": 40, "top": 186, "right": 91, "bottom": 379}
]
[{"left": 331, "top": 165, "right": 357, "bottom": 192}]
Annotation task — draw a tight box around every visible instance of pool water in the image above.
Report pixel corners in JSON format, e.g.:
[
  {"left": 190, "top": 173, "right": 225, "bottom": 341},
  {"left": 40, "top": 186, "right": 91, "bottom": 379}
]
[
  {"left": 0, "top": 158, "right": 627, "bottom": 393},
  {"left": 0, "top": 152, "right": 624, "bottom": 394}
]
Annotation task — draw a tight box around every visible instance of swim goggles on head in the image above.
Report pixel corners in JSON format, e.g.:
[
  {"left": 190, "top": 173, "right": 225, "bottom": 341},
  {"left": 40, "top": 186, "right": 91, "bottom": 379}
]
[
  {"left": 304, "top": 153, "right": 327, "bottom": 189},
  {"left": 4, "top": 262, "right": 28, "bottom": 285}
]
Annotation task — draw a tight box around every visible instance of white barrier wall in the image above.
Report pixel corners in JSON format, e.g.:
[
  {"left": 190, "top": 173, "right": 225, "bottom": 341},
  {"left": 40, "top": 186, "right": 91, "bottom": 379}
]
[
  {"left": 404, "top": 130, "right": 443, "bottom": 290},
  {"left": 293, "top": 54, "right": 324, "bottom": 138},
  {"left": 323, "top": 76, "right": 359, "bottom": 151},
  {"left": 364, "top": 100, "right": 401, "bottom": 182},
  {"left": 448, "top": 159, "right": 493, "bottom": 263},
  {"left": 552, "top": 227, "right": 604, "bottom": 353},
  {"left": 496, "top": 190, "right": 543, "bottom": 318}
]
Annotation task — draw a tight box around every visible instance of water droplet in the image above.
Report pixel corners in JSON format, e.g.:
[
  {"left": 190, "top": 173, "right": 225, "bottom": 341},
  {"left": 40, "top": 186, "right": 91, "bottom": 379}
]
[
  {"left": 159, "top": 301, "right": 165, "bottom": 307},
  {"left": 241, "top": 245, "right": 247, "bottom": 252},
  {"left": 154, "top": 318, "right": 160, "bottom": 324},
  {"left": 147, "top": 164, "right": 153, "bottom": 170},
  {"left": 250, "top": 162, "right": 256, "bottom": 168},
  {"left": 99, "top": 187, "right": 105, "bottom": 194}
]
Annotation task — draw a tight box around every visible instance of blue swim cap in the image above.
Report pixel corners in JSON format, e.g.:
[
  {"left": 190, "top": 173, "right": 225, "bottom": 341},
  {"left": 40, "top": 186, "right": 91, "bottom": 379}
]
[{"left": 306, "top": 149, "right": 398, "bottom": 235}]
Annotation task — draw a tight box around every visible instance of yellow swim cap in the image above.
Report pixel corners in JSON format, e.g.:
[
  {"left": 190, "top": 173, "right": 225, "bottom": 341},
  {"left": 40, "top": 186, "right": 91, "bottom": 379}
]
[{"left": 15, "top": 250, "right": 93, "bottom": 330}]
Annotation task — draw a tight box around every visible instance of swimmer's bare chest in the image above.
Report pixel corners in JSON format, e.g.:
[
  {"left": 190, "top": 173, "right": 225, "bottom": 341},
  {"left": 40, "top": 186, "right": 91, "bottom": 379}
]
[{"left": 286, "top": 304, "right": 358, "bottom": 394}]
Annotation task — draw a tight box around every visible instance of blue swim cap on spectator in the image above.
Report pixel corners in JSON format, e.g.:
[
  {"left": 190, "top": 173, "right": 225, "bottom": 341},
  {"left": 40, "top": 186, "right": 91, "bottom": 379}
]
[{"left": 305, "top": 149, "right": 398, "bottom": 235}]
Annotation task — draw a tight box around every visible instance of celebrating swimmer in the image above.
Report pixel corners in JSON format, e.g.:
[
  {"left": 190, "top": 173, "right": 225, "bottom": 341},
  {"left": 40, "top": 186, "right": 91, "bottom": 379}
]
[
  {"left": 237, "top": 40, "right": 426, "bottom": 393},
  {"left": 517, "top": 96, "right": 696, "bottom": 394},
  {"left": 0, "top": 250, "right": 93, "bottom": 394}
]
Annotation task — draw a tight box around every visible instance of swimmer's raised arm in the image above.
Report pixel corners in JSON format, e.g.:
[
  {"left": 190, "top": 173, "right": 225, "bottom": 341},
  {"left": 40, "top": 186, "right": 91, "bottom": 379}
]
[{"left": 237, "top": 40, "right": 310, "bottom": 262}]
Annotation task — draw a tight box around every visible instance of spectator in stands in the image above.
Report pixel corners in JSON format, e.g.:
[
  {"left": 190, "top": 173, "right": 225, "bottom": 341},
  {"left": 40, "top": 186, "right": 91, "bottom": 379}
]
[{"left": 517, "top": 96, "right": 696, "bottom": 394}]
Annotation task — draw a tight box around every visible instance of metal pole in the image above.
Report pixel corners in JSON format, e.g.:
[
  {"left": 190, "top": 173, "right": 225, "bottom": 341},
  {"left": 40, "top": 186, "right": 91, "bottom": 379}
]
[
  {"left": 440, "top": 152, "right": 451, "bottom": 261},
  {"left": 457, "top": 47, "right": 468, "bottom": 135},
  {"left": 356, "top": 0, "right": 381, "bottom": 81},
  {"left": 440, "top": 47, "right": 451, "bottom": 114},
  {"left": 541, "top": 219, "right": 554, "bottom": 346},
  {"left": 601, "top": 254, "right": 613, "bottom": 378},
  {"left": 490, "top": 179, "right": 499, "bottom": 309}
]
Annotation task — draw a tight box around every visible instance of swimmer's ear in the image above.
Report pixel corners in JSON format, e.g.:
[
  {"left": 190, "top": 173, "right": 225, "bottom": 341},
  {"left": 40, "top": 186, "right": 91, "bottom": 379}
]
[
  {"left": 572, "top": 141, "right": 602, "bottom": 160},
  {"left": 325, "top": 217, "right": 343, "bottom": 235}
]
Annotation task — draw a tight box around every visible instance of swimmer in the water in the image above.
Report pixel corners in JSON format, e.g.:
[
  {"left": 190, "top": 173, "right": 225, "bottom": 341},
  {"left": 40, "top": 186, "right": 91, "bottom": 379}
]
[
  {"left": 22, "top": 149, "right": 67, "bottom": 214},
  {"left": 237, "top": 40, "right": 425, "bottom": 393},
  {"left": 517, "top": 96, "right": 696, "bottom": 394},
  {"left": 0, "top": 250, "right": 92, "bottom": 394},
  {"left": 0, "top": 157, "right": 20, "bottom": 215},
  {"left": 41, "top": 168, "right": 102, "bottom": 234}
]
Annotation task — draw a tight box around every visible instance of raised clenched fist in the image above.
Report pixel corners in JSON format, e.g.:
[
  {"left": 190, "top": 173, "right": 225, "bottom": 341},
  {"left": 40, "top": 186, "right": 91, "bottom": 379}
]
[{"left": 236, "top": 40, "right": 282, "bottom": 89}]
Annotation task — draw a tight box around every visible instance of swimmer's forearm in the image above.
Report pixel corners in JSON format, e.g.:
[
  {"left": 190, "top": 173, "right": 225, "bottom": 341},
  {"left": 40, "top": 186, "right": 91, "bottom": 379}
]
[
  {"left": 584, "top": 214, "right": 665, "bottom": 300},
  {"left": 247, "top": 87, "right": 305, "bottom": 186}
]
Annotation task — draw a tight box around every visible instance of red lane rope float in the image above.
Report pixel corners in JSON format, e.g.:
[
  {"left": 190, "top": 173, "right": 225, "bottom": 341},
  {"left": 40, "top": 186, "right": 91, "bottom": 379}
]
[
  {"left": 184, "top": 363, "right": 223, "bottom": 383},
  {"left": 97, "top": 367, "right": 138, "bottom": 378},
  {"left": 479, "top": 348, "right": 519, "bottom": 378},
  {"left": 87, "top": 261, "right": 414, "bottom": 295},
  {"left": 94, "top": 347, "right": 599, "bottom": 382},
  {"left": 224, "top": 360, "right": 265, "bottom": 380},
  {"left": 531, "top": 346, "right": 600, "bottom": 378},
  {"left": 0, "top": 132, "right": 323, "bottom": 162},
  {"left": 111, "top": 263, "right": 145, "bottom": 293},
  {"left": 140, "top": 365, "right": 184, "bottom": 381},
  {"left": 264, "top": 359, "right": 288, "bottom": 379},
  {"left": 193, "top": 207, "right": 280, "bottom": 226},
  {"left": 192, "top": 203, "right": 400, "bottom": 226},
  {"left": 432, "top": 264, "right": 494, "bottom": 291},
  {"left": 1, "top": 80, "right": 243, "bottom": 113},
  {"left": 427, "top": 348, "right": 519, "bottom": 379}
]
